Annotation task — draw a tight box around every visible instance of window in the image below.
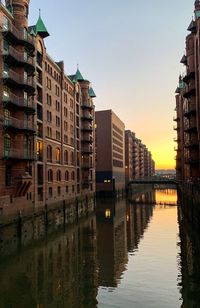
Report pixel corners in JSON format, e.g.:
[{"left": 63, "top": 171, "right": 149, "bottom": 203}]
[
  {"left": 49, "top": 187, "right": 53, "bottom": 197},
  {"left": 71, "top": 152, "right": 74, "bottom": 165},
  {"left": 56, "top": 100, "right": 60, "bottom": 112},
  {"left": 56, "top": 148, "right": 61, "bottom": 163},
  {"left": 65, "top": 171, "right": 69, "bottom": 181},
  {"left": 70, "top": 112, "right": 73, "bottom": 121},
  {"left": 66, "top": 186, "right": 69, "bottom": 193},
  {"left": 3, "top": 17, "right": 9, "bottom": 31},
  {"left": 47, "top": 126, "right": 52, "bottom": 138},
  {"left": 56, "top": 131, "right": 61, "bottom": 141},
  {"left": 47, "top": 145, "right": 52, "bottom": 162},
  {"left": 56, "top": 116, "right": 60, "bottom": 127},
  {"left": 64, "top": 107, "right": 68, "bottom": 117},
  {"left": 57, "top": 186, "right": 61, "bottom": 196},
  {"left": 71, "top": 171, "right": 75, "bottom": 181},
  {"left": 47, "top": 94, "right": 52, "bottom": 106},
  {"left": 47, "top": 110, "right": 52, "bottom": 122},
  {"left": 64, "top": 135, "right": 68, "bottom": 144},
  {"left": 70, "top": 99, "right": 74, "bottom": 108},
  {"left": 64, "top": 150, "right": 68, "bottom": 164},
  {"left": 57, "top": 170, "right": 61, "bottom": 182},
  {"left": 48, "top": 169, "right": 53, "bottom": 182},
  {"left": 64, "top": 121, "right": 68, "bottom": 131},
  {"left": 5, "top": 165, "right": 11, "bottom": 187},
  {"left": 4, "top": 134, "right": 11, "bottom": 157},
  {"left": 70, "top": 125, "right": 73, "bottom": 134}
]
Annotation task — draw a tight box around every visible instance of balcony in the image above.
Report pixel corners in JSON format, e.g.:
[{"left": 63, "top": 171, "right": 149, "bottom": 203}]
[
  {"left": 184, "top": 103, "right": 196, "bottom": 118},
  {"left": 82, "top": 161, "right": 93, "bottom": 169},
  {"left": 173, "top": 116, "right": 179, "bottom": 122},
  {"left": 173, "top": 125, "right": 180, "bottom": 131},
  {"left": 184, "top": 140, "right": 199, "bottom": 148},
  {"left": 185, "top": 157, "right": 199, "bottom": 164},
  {"left": 3, "top": 117, "right": 35, "bottom": 134},
  {"left": 182, "top": 68, "right": 195, "bottom": 83},
  {"left": 81, "top": 146, "right": 93, "bottom": 154},
  {"left": 2, "top": 22, "right": 35, "bottom": 52},
  {"left": 2, "top": 46, "right": 35, "bottom": 74},
  {"left": 184, "top": 122, "right": 197, "bottom": 133},
  {"left": 3, "top": 70, "right": 35, "bottom": 94},
  {"left": 3, "top": 149, "right": 35, "bottom": 161},
  {"left": 2, "top": 92, "right": 35, "bottom": 114},
  {"left": 81, "top": 113, "right": 93, "bottom": 121},
  {"left": 81, "top": 124, "right": 93, "bottom": 132},
  {"left": 81, "top": 136, "right": 93, "bottom": 144},
  {"left": 183, "top": 82, "right": 196, "bottom": 98},
  {"left": 81, "top": 102, "right": 94, "bottom": 110}
]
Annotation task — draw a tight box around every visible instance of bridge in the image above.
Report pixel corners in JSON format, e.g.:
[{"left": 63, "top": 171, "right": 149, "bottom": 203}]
[{"left": 128, "top": 176, "right": 177, "bottom": 186}]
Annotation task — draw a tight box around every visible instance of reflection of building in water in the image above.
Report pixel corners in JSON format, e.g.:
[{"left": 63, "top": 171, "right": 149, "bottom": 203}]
[
  {"left": 96, "top": 199, "right": 128, "bottom": 287},
  {"left": 126, "top": 202, "right": 153, "bottom": 253},
  {"left": 0, "top": 215, "right": 98, "bottom": 308},
  {"left": 129, "top": 185, "right": 156, "bottom": 205},
  {"left": 178, "top": 206, "right": 200, "bottom": 308}
]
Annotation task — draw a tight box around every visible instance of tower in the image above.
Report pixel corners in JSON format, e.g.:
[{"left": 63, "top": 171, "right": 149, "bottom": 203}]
[{"left": 5, "top": 0, "right": 30, "bottom": 29}]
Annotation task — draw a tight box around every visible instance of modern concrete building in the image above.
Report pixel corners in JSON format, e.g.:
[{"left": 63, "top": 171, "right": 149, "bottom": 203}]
[
  {"left": 95, "top": 110, "right": 125, "bottom": 195},
  {"left": 125, "top": 130, "right": 155, "bottom": 184},
  {"left": 175, "top": 0, "right": 200, "bottom": 181},
  {"left": 0, "top": 0, "right": 96, "bottom": 216}
]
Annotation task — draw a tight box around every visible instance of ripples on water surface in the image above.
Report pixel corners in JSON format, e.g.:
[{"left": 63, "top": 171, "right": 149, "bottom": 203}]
[{"left": 0, "top": 188, "right": 198, "bottom": 308}]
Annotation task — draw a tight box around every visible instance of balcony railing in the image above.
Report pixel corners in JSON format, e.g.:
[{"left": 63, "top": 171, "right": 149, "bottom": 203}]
[
  {"left": 81, "top": 146, "right": 93, "bottom": 154},
  {"left": 81, "top": 136, "right": 93, "bottom": 144},
  {"left": 81, "top": 124, "right": 93, "bottom": 132},
  {"left": 81, "top": 102, "right": 94, "bottom": 110},
  {"left": 81, "top": 113, "right": 93, "bottom": 121},
  {"left": 82, "top": 161, "right": 93, "bottom": 169},
  {"left": 184, "top": 103, "right": 196, "bottom": 117},
  {"left": 2, "top": 22, "right": 35, "bottom": 51},
  {"left": 184, "top": 121, "right": 197, "bottom": 132},
  {"left": 3, "top": 69, "right": 35, "bottom": 90},
  {"left": 2, "top": 92, "right": 35, "bottom": 112},
  {"left": 3, "top": 117, "right": 35, "bottom": 132},
  {"left": 3, "top": 46, "right": 34, "bottom": 67},
  {"left": 3, "top": 149, "right": 35, "bottom": 160}
]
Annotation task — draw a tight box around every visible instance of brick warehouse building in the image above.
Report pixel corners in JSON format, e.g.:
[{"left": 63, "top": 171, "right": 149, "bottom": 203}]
[
  {"left": 175, "top": 0, "right": 200, "bottom": 181},
  {"left": 0, "top": 0, "right": 96, "bottom": 215}
]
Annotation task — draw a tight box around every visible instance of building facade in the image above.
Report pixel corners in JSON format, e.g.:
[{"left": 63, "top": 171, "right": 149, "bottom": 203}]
[
  {"left": 95, "top": 110, "right": 125, "bottom": 195},
  {"left": 125, "top": 130, "right": 155, "bottom": 184},
  {"left": 0, "top": 0, "right": 96, "bottom": 216},
  {"left": 175, "top": 0, "right": 200, "bottom": 181}
]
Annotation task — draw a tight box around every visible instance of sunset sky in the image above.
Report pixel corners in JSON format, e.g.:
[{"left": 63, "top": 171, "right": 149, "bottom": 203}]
[{"left": 29, "top": 0, "right": 194, "bottom": 170}]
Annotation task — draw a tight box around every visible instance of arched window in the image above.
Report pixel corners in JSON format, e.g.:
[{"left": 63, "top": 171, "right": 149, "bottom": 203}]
[
  {"left": 64, "top": 150, "right": 68, "bottom": 164},
  {"left": 71, "top": 171, "right": 75, "bottom": 181},
  {"left": 71, "top": 151, "right": 74, "bottom": 165},
  {"left": 56, "top": 148, "right": 61, "bottom": 163},
  {"left": 47, "top": 145, "right": 52, "bottom": 162},
  {"left": 65, "top": 170, "right": 69, "bottom": 181},
  {"left": 57, "top": 170, "right": 61, "bottom": 182},
  {"left": 48, "top": 169, "right": 53, "bottom": 182}
]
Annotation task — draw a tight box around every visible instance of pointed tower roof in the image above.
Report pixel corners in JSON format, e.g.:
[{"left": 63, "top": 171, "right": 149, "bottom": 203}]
[
  {"left": 187, "top": 19, "right": 196, "bottom": 32},
  {"left": 89, "top": 87, "right": 96, "bottom": 98},
  {"left": 180, "top": 55, "right": 187, "bottom": 65},
  {"left": 75, "top": 68, "right": 84, "bottom": 81},
  {"left": 35, "top": 10, "right": 49, "bottom": 38}
]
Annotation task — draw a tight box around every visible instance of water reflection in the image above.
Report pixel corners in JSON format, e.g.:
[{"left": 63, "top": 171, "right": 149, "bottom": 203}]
[{"left": 0, "top": 188, "right": 198, "bottom": 308}]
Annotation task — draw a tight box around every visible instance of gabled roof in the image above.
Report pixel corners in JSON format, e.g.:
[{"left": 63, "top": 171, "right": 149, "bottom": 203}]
[{"left": 89, "top": 87, "right": 96, "bottom": 98}]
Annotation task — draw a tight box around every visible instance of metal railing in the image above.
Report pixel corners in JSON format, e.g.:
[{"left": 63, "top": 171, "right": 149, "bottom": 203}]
[
  {"left": 2, "top": 22, "right": 35, "bottom": 47},
  {"left": 3, "top": 117, "right": 35, "bottom": 131},
  {"left": 3, "top": 46, "right": 34, "bottom": 66},
  {"left": 2, "top": 92, "right": 35, "bottom": 110},
  {"left": 3, "top": 149, "right": 35, "bottom": 160},
  {"left": 3, "top": 69, "right": 35, "bottom": 88}
]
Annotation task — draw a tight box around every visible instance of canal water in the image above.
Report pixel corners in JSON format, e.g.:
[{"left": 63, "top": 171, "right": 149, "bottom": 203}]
[{"left": 0, "top": 187, "right": 198, "bottom": 308}]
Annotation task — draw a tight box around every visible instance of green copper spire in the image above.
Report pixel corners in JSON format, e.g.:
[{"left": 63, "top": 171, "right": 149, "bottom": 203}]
[
  {"left": 35, "top": 9, "right": 49, "bottom": 38},
  {"left": 75, "top": 68, "right": 84, "bottom": 81},
  {"left": 89, "top": 87, "right": 96, "bottom": 98}
]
